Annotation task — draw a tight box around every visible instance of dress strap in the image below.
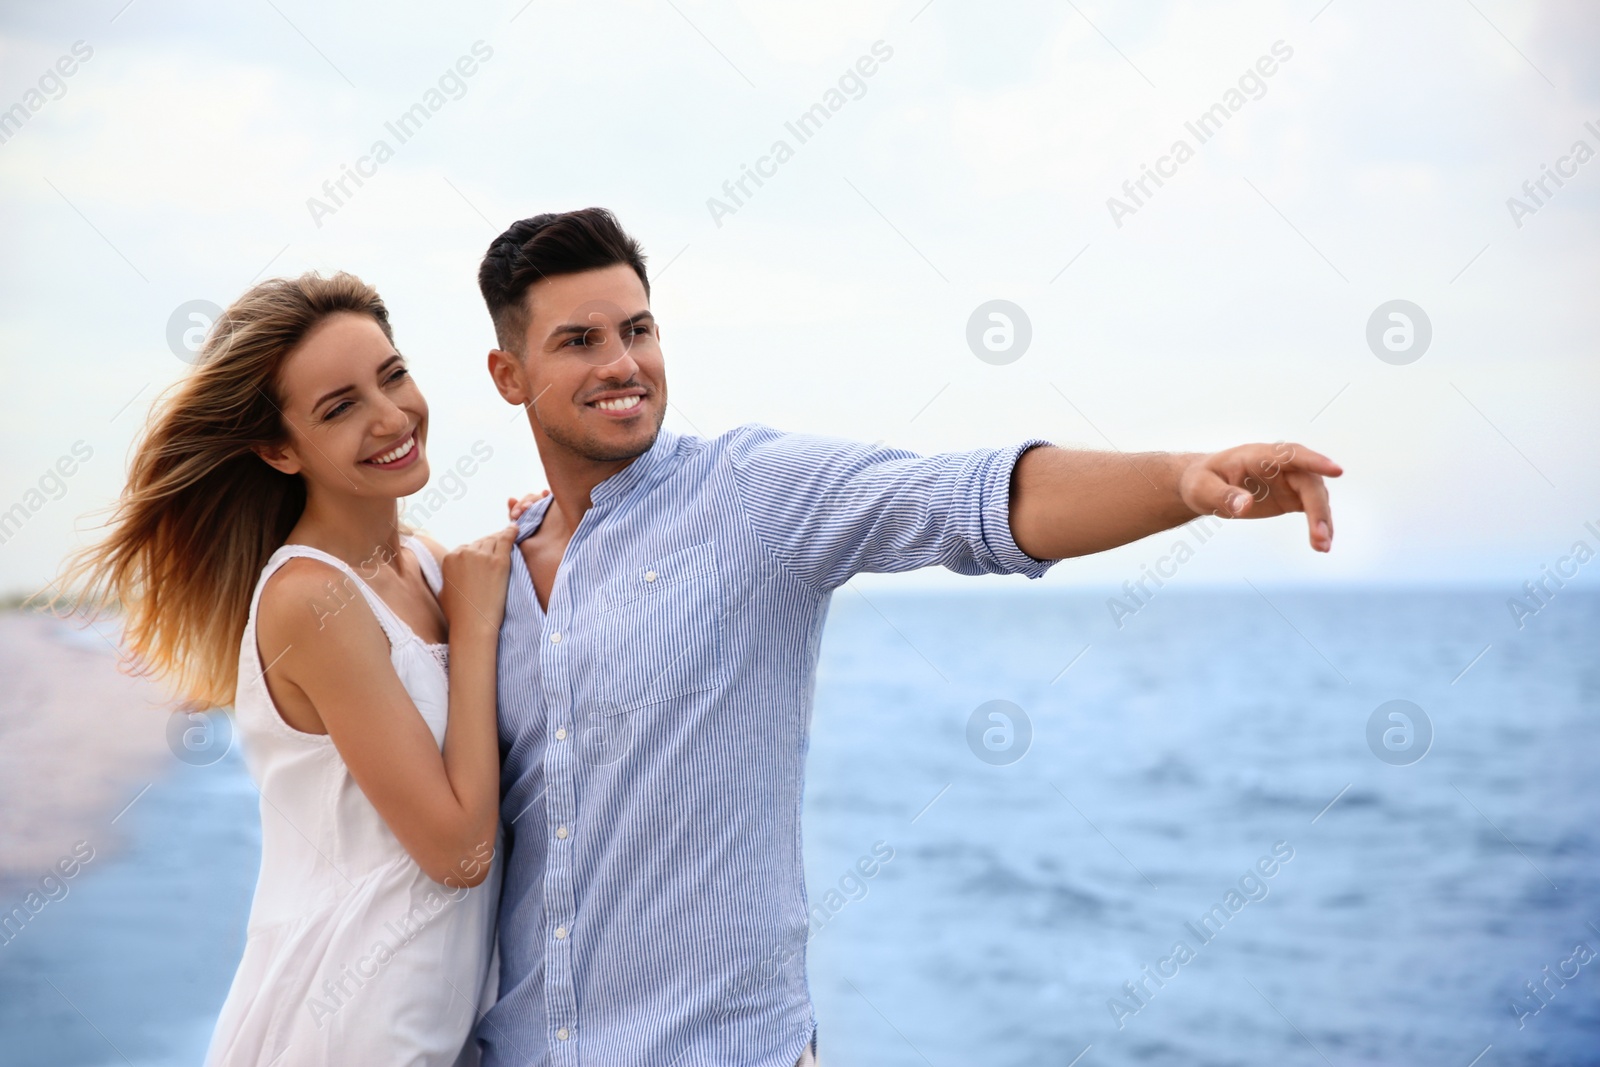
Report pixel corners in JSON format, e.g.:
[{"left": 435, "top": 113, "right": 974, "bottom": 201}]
[
  {"left": 253, "top": 544, "right": 415, "bottom": 650},
  {"left": 404, "top": 534, "right": 444, "bottom": 598}
]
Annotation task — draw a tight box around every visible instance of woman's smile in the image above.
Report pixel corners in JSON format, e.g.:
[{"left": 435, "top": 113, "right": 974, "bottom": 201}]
[{"left": 360, "top": 428, "right": 421, "bottom": 470}]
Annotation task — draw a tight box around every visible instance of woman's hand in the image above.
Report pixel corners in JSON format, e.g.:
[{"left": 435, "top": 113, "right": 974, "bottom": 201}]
[
  {"left": 507, "top": 489, "right": 551, "bottom": 521},
  {"left": 440, "top": 526, "right": 518, "bottom": 638}
]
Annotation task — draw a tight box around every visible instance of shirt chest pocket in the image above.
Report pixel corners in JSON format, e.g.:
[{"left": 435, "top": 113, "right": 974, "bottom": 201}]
[{"left": 593, "top": 541, "right": 728, "bottom": 715}]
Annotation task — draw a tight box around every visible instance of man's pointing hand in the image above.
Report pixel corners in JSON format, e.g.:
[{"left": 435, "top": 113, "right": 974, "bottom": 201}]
[{"left": 1178, "top": 442, "right": 1344, "bottom": 552}]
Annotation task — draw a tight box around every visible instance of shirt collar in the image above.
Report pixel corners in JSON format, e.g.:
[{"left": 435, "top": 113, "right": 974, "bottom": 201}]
[
  {"left": 588, "top": 425, "right": 682, "bottom": 508},
  {"left": 514, "top": 494, "right": 553, "bottom": 544},
  {"left": 513, "top": 426, "right": 684, "bottom": 546}
]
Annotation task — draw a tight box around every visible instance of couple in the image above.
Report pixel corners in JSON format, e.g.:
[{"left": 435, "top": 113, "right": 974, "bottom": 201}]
[{"left": 64, "top": 208, "right": 1341, "bottom": 1065}]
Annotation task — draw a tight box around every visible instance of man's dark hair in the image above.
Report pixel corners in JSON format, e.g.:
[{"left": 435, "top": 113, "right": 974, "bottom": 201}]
[{"left": 478, "top": 207, "right": 650, "bottom": 353}]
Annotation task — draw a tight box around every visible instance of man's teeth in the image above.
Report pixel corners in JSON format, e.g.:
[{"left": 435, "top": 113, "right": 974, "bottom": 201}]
[
  {"left": 368, "top": 434, "right": 415, "bottom": 464},
  {"left": 594, "top": 396, "right": 642, "bottom": 412}
]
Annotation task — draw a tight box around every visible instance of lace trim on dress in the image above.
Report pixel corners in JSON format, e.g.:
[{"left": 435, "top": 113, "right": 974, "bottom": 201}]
[{"left": 422, "top": 641, "right": 449, "bottom": 674}]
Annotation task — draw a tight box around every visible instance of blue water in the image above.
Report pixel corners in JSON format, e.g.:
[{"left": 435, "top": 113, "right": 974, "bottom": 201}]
[
  {"left": 3, "top": 588, "right": 1597, "bottom": 1066},
  {"left": 0, "top": 743, "right": 258, "bottom": 1066}
]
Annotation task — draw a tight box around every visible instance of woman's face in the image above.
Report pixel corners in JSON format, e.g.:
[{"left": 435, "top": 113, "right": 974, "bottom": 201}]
[{"left": 263, "top": 311, "right": 431, "bottom": 501}]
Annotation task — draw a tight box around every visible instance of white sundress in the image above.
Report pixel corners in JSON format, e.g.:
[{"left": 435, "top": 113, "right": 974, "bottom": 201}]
[{"left": 205, "top": 536, "right": 500, "bottom": 1066}]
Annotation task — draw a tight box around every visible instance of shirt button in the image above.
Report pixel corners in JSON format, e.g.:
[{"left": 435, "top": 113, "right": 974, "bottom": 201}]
[
  {"left": 555, "top": 825, "right": 569, "bottom": 839},
  {"left": 554, "top": 727, "right": 568, "bottom": 741},
  {"left": 555, "top": 924, "right": 568, "bottom": 939},
  {"left": 644, "top": 570, "right": 657, "bottom": 582},
  {"left": 557, "top": 1027, "right": 570, "bottom": 1041},
  {"left": 549, "top": 631, "right": 562, "bottom": 643}
]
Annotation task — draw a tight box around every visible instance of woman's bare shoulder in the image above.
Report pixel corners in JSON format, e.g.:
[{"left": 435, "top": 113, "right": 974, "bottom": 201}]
[
  {"left": 413, "top": 532, "right": 450, "bottom": 565},
  {"left": 257, "top": 556, "right": 384, "bottom": 652}
]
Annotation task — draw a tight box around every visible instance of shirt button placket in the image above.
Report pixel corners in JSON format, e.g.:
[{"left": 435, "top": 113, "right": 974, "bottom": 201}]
[{"left": 541, "top": 610, "right": 580, "bottom": 1063}]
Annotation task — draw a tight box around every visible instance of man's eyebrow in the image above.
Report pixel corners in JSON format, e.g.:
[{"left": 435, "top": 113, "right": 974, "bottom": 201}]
[
  {"left": 546, "top": 310, "right": 654, "bottom": 340},
  {"left": 310, "top": 353, "right": 404, "bottom": 411}
]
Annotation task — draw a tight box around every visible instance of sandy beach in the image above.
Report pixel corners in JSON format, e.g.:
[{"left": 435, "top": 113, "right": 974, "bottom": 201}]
[{"left": 0, "top": 611, "right": 180, "bottom": 886}]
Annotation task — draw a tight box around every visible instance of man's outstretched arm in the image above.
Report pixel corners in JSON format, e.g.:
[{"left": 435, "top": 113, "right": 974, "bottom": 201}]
[{"left": 1008, "top": 442, "right": 1344, "bottom": 562}]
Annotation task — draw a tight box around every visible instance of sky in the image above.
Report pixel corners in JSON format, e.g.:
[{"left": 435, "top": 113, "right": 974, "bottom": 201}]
[{"left": 1, "top": 0, "right": 1596, "bottom": 597}]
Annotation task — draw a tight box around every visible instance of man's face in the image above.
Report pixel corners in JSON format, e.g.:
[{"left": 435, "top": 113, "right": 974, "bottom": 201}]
[{"left": 493, "top": 263, "right": 666, "bottom": 465}]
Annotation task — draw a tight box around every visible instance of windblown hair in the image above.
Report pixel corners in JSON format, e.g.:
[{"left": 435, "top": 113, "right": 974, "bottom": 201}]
[
  {"left": 478, "top": 206, "right": 650, "bottom": 353},
  {"left": 51, "top": 272, "right": 395, "bottom": 709}
]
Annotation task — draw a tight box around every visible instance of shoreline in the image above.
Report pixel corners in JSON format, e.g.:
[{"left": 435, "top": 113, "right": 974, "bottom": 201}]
[{"left": 0, "top": 611, "right": 179, "bottom": 889}]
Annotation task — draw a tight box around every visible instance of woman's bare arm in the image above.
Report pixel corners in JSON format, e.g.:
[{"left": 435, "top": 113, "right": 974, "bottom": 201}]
[{"left": 255, "top": 529, "right": 514, "bottom": 888}]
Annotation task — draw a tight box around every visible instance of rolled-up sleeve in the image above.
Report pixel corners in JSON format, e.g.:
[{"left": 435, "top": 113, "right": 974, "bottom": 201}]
[{"left": 726, "top": 424, "right": 1056, "bottom": 593}]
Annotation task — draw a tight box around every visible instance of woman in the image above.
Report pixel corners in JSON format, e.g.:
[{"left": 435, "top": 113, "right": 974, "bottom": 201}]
[{"left": 57, "top": 272, "right": 531, "bottom": 1065}]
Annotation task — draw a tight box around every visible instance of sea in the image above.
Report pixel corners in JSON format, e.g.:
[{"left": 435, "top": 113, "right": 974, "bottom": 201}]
[{"left": 2, "top": 587, "right": 1596, "bottom": 1066}]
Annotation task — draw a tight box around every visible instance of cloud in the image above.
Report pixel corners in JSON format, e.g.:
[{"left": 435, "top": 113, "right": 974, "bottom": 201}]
[{"left": 1, "top": 0, "right": 1595, "bottom": 592}]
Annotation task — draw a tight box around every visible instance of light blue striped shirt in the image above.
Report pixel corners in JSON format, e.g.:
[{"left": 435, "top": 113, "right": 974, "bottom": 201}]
[{"left": 478, "top": 424, "right": 1053, "bottom": 1066}]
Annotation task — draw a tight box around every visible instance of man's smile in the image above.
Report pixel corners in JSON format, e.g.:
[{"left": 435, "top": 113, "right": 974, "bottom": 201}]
[{"left": 587, "top": 390, "right": 646, "bottom": 416}]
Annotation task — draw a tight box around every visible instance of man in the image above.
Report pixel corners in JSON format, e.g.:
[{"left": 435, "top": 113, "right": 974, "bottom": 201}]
[{"left": 472, "top": 208, "right": 1341, "bottom": 1067}]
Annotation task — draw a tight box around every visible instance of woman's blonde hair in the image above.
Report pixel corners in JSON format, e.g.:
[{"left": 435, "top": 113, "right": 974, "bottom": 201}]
[{"left": 52, "top": 271, "right": 396, "bottom": 709}]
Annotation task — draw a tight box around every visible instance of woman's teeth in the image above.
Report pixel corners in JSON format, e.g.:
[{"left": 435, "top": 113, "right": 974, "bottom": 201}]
[{"left": 366, "top": 434, "right": 415, "bottom": 465}]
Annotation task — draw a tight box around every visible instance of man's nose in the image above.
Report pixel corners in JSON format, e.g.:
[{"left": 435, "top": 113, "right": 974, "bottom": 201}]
[{"left": 591, "top": 331, "right": 641, "bottom": 377}]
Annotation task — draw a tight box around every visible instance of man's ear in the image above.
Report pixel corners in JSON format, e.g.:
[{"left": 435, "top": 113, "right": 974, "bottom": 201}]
[
  {"left": 252, "top": 441, "right": 302, "bottom": 476},
  {"left": 487, "top": 348, "right": 532, "bottom": 406}
]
